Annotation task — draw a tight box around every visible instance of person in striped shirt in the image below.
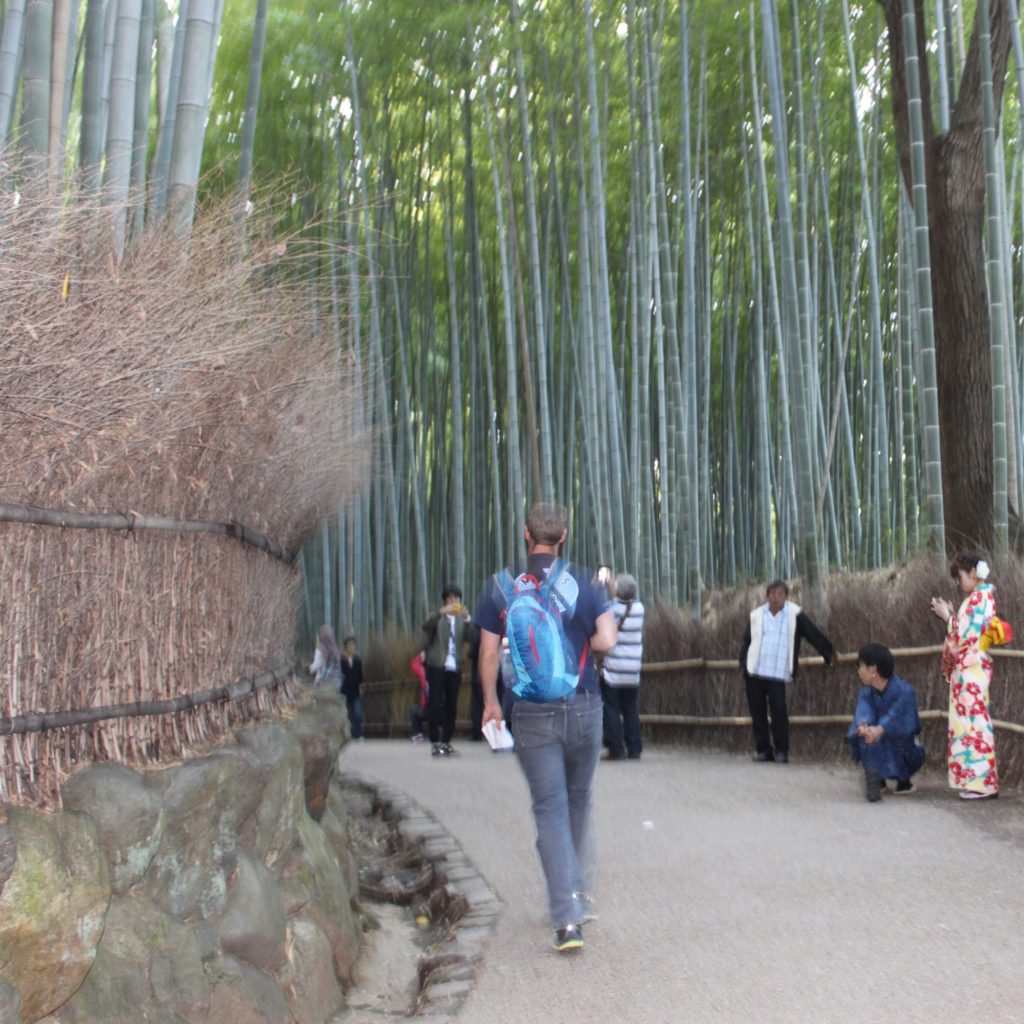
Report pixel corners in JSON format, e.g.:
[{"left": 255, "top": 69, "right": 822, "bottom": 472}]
[{"left": 601, "top": 573, "right": 645, "bottom": 761}]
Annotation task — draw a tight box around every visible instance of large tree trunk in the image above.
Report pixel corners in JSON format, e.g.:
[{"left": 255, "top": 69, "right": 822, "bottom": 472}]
[
  {"left": 929, "top": 145, "right": 994, "bottom": 549},
  {"left": 879, "top": 0, "right": 1012, "bottom": 551}
]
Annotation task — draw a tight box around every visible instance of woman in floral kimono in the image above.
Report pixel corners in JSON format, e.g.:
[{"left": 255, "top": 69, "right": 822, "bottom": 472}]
[{"left": 930, "top": 553, "right": 1000, "bottom": 800}]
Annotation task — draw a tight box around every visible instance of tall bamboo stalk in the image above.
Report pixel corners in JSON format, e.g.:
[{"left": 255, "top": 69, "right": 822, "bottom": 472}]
[{"left": 900, "top": 0, "right": 946, "bottom": 558}]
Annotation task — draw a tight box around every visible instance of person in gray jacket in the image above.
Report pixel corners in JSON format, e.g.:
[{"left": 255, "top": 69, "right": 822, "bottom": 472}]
[{"left": 601, "top": 573, "right": 645, "bottom": 760}]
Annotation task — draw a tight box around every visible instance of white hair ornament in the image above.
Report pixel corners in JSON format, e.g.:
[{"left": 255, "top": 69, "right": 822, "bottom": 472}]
[{"left": 976, "top": 559, "right": 990, "bottom": 581}]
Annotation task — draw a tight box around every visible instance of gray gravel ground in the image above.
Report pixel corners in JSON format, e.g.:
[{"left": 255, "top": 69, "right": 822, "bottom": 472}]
[{"left": 339, "top": 739, "right": 1024, "bottom": 1024}]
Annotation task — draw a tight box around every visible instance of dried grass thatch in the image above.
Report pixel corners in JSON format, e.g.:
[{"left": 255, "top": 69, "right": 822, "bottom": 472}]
[{"left": 0, "top": 186, "right": 367, "bottom": 804}]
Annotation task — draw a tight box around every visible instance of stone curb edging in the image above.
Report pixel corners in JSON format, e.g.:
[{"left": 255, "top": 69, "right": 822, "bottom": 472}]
[{"left": 341, "top": 770, "right": 501, "bottom": 1019}]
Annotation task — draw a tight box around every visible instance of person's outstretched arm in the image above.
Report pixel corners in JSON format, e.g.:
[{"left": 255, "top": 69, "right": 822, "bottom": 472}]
[
  {"left": 591, "top": 609, "right": 619, "bottom": 653},
  {"left": 739, "top": 621, "right": 752, "bottom": 674},
  {"left": 799, "top": 612, "right": 836, "bottom": 664}
]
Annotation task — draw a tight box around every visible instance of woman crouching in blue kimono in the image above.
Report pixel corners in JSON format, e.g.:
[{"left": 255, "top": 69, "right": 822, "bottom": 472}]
[{"left": 846, "top": 643, "right": 925, "bottom": 802}]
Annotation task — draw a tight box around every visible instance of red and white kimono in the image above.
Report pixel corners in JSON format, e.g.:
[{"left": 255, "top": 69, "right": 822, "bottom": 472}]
[{"left": 943, "top": 583, "right": 999, "bottom": 796}]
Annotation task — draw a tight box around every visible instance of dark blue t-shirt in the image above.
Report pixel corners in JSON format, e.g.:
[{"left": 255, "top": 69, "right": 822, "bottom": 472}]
[{"left": 473, "top": 554, "right": 611, "bottom": 696}]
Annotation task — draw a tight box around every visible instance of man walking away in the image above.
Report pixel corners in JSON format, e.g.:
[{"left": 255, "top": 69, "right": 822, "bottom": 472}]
[
  {"left": 739, "top": 579, "right": 837, "bottom": 763},
  {"left": 475, "top": 503, "right": 618, "bottom": 952}
]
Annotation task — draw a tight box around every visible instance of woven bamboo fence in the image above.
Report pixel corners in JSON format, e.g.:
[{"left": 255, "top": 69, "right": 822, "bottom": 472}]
[{"left": 0, "top": 189, "right": 366, "bottom": 805}]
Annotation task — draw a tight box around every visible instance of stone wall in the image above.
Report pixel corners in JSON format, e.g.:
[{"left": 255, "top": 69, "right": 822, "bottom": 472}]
[{"left": 0, "top": 687, "right": 362, "bottom": 1024}]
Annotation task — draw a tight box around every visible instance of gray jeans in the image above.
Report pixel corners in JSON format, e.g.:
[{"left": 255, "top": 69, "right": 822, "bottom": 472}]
[{"left": 511, "top": 691, "right": 602, "bottom": 927}]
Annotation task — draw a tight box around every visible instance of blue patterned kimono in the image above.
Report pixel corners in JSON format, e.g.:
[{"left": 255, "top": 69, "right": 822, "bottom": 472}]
[{"left": 846, "top": 675, "right": 926, "bottom": 781}]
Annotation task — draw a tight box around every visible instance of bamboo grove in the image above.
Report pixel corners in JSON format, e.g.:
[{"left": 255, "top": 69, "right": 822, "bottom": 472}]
[
  {"left": 263, "top": 0, "right": 1024, "bottom": 638},
  {"left": 3, "top": 0, "right": 1024, "bottom": 641}
]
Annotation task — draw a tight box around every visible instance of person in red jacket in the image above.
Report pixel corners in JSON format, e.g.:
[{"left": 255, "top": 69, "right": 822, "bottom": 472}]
[{"left": 409, "top": 652, "right": 429, "bottom": 742}]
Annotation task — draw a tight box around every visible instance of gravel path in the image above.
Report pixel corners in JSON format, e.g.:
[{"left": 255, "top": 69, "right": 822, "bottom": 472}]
[{"left": 339, "top": 740, "right": 1024, "bottom": 1024}]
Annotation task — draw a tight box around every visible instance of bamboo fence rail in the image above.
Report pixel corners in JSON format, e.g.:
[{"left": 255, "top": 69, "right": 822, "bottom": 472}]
[
  {"left": 360, "top": 643, "right": 1024, "bottom": 735},
  {"left": 0, "top": 502, "right": 296, "bottom": 564},
  {"left": 0, "top": 665, "right": 295, "bottom": 737},
  {"left": 654, "top": 649, "right": 1024, "bottom": 672}
]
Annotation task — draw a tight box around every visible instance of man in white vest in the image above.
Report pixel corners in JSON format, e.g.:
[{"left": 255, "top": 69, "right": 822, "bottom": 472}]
[{"left": 738, "top": 579, "right": 837, "bottom": 763}]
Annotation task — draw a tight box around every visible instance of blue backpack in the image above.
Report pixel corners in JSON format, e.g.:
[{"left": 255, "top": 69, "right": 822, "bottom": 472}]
[{"left": 495, "top": 559, "right": 584, "bottom": 703}]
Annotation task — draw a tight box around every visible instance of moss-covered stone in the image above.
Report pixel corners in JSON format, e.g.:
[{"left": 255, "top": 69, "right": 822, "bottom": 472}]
[
  {"left": 233, "top": 725, "right": 305, "bottom": 875},
  {"left": 0, "top": 975, "right": 21, "bottom": 1024},
  {"left": 206, "top": 954, "right": 290, "bottom": 1024},
  {"left": 51, "top": 892, "right": 209, "bottom": 1024},
  {"left": 289, "top": 692, "right": 348, "bottom": 822},
  {"left": 276, "top": 917, "right": 343, "bottom": 1024},
  {"left": 0, "top": 821, "right": 15, "bottom": 897},
  {"left": 214, "top": 851, "right": 287, "bottom": 974},
  {"left": 0, "top": 809, "right": 109, "bottom": 1022},
  {"left": 143, "top": 748, "right": 263, "bottom": 921},
  {"left": 61, "top": 763, "right": 164, "bottom": 896},
  {"left": 283, "top": 814, "right": 359, "bottom": 986},
  {"left": 3, "top": 696, "right": 362, "bottom": 1024}
]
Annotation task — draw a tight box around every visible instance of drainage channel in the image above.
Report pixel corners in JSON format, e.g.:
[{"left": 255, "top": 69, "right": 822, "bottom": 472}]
[{"left": 334, "top": 771, "right": 501, "bottom": 1021}]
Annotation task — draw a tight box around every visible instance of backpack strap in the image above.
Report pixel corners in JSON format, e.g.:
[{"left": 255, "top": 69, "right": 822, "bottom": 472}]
[
  {"left": 496, "top": 558, "right": 574, "bottom": 629},
  {"left": 539, "top": 558, "right": 573, "bottom": 616},
  {"left": 494, "top": 568, "right": 517, "bottom": 605},
  {"left": 543, "top": 559, "right": 588, "bottom": 678}
]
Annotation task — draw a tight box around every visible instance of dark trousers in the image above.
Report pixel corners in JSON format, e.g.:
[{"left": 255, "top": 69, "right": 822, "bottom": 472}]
[
  {"left": 410, "top": 703, "right": 428, "bottom": 737},
  {"left": 745, "top": 674, "right": 789, "bottom": 756},
  {"left": 427, "top": 666, "right": 461, "bottom": 744},
  {"left": 851, "top": 735, "right": 925, "bottom": 782},
  {"left": 601, "top": 682, "right": 642, "bottom": 758},
  {"left": 345, "top": 695, "right": 363, "bottom": 739}
]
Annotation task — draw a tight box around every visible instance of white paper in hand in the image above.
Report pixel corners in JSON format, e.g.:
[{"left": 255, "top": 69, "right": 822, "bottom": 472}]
[{"left": 482, "top": 719, "right": 514, "bottom": 752}]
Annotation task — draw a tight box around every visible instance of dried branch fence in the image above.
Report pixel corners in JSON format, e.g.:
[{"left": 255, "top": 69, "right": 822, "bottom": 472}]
[{"left": 1, "top": 188, "right": 367, "bottom": 806}]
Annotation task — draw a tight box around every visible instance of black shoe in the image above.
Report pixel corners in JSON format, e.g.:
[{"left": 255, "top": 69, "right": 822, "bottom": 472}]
[
  {"left": 431, "top": 743, "right": 443, "bottom": 757},
  {"left": 627, "top": 752, "right": 641, "bottom": 760},
  {"left": 775, "top": 752, "right": 789, "bottom": 764},
  {"left": 602, "top": 751, "right": 625, "bottom": 761},
  {"left": 441, "top": 742, "right": 458, "bottom": 756},
  {"left": 864, "top": 766, "right": 882, "bottom": 802},
  {"left": 893, "top": 779, "right": 915, "bottom": 795},
  {"left": 754, "top": 752, "right": 774, "bottom": 762},
  {"left": 553, "top": 924, "right": 584, "bottom": 952}
]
